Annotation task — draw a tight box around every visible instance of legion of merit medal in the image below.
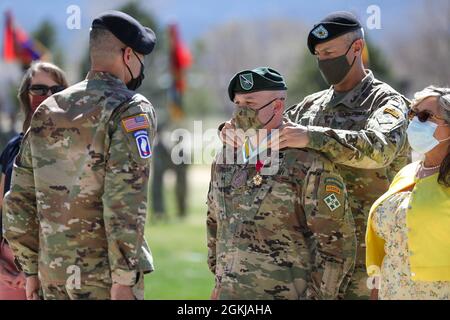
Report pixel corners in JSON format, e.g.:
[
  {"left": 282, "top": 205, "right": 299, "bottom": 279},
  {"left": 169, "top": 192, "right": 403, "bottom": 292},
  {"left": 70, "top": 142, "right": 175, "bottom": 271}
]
[{"left": 253, "top": 160, "right": 264, "bottom": 186}]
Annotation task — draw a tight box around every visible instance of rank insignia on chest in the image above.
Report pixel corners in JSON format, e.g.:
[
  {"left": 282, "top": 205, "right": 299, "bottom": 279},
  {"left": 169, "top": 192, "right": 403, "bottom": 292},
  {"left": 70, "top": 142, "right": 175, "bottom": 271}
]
[
  {"left": 133, "top": 130, "right": 152, "bottom": 159},
  {"left": 122, "top": 114, "right": 150, "bottom": 132},
  {"left": 323, "top": 193, "right": 341, "bottom": 211},
  {"left": 383, "top": 107, "right": 400, "bottom": 119}
]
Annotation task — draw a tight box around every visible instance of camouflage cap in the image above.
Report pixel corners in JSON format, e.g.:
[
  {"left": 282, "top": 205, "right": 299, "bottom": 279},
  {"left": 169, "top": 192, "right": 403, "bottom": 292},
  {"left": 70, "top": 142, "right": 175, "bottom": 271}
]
[{"left": 228, "top": 67, "right": 287, "bottom": 102}]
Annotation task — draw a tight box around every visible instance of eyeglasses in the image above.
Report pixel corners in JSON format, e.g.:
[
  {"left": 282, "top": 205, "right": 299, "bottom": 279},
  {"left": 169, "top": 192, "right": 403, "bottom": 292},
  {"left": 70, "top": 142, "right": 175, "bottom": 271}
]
[
  {"left": 29, "top": 84, "right": 66, "bottom": 96},
  {"left": 408, "top": 109, "right": 445, "bottom": 123}
]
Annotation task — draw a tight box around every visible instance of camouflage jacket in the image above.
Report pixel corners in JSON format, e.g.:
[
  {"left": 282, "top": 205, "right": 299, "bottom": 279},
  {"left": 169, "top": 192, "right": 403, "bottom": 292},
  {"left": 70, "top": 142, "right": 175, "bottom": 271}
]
[
  {"left": 3, "top": 71, "right": 157, "bottom": 287},
  {"left": 284, "top": 70, "right": 410, "bottom": 298},
  {"left": 207, "top": 147, "right": 356, "bottom": 300}
]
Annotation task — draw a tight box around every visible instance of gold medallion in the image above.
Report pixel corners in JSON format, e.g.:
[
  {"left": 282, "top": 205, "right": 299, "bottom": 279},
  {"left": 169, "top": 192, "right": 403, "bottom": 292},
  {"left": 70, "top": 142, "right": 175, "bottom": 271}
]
[{"left": 253, "top": 174, "right": 263, "bottom": 186}]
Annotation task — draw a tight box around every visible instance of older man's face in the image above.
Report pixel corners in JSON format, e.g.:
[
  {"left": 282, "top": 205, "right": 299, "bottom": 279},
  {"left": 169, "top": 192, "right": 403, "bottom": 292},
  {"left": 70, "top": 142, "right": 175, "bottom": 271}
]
[{"left": 234, "top": 90, "right": 283, "bottom": 126}]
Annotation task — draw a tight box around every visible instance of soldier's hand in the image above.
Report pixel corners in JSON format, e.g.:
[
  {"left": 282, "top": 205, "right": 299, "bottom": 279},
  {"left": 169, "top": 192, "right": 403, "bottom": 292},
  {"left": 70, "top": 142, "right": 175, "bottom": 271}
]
[
  {"left": 220, "top": 120, "right": 244, "bottom": 148},
  {"left": 25, "top": 275, "right": 41, "bottom": 300},
  {"left": 268, "top": 121, "right": 309, "bottom": 150},
  {"left": 111, "top": 283, "right": 136, "bottom": 300}
]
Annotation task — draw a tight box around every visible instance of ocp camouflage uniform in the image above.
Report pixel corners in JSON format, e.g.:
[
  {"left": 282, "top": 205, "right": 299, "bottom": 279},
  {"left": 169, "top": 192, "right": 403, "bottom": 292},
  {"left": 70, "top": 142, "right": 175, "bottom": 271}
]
[
  {"left": 207, "top": 147, "right": 356, "bottom": 300},
  {"left": 3, "top": 71, "right": 157, "bottom": 300},
  {"left": 285, "top": 70, "right": 410, "bottom": 299}
]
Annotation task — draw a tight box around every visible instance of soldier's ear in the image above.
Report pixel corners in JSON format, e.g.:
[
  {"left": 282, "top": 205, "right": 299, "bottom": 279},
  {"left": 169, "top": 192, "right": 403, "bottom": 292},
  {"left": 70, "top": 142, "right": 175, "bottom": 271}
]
[
  {"left": 122, "top": 47, "right": 133, "bottom": 63},
  {"left": 354, "top": 39, "right": 363, "bottom": 55},
  {"left": 274, "top": 99, "right": 284, "bottom": 112}
]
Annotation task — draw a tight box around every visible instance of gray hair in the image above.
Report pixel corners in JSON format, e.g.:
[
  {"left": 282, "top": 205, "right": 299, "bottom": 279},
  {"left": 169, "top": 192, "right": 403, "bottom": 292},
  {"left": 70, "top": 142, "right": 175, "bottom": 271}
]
[{"left": 412, "top": 86, "right": 450, "bottom": 123}]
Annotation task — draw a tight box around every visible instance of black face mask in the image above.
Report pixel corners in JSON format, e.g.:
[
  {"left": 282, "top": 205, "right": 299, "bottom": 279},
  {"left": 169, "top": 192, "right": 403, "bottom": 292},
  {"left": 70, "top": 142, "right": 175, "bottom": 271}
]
[
  {"left": 317, "top": 41, "right": 357, "bottom": 85},
  {"left": 123, "top": 49, "right": 145, "bottom": 91}
]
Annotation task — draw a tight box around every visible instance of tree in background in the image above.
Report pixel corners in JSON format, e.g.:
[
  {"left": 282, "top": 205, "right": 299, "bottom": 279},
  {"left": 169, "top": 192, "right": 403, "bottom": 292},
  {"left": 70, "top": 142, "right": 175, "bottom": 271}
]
[
  {"left": 32, "top": 20, "right": 65, "bottom": 68},
  {"left": 192, "top": 19, "right": 307, "bottom": 116},
  {"left": 388, "top": 0, "right": 450, "bottom": 96}
]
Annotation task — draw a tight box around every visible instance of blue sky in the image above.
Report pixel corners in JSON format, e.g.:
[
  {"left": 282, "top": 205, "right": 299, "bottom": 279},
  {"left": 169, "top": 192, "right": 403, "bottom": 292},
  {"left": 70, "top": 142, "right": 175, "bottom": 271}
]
[
  {"left": 0, "top": 0, "right": 428, "bottom": 45},
  {"left": 1, "top": 0, "right": 442, "bottom": 79}
]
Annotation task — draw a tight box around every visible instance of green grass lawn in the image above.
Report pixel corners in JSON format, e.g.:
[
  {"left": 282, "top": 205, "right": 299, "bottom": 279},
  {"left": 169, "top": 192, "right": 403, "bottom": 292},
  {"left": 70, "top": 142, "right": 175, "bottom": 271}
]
[{"left": 144, "top": 165, "right": 214, "bottom": 300}]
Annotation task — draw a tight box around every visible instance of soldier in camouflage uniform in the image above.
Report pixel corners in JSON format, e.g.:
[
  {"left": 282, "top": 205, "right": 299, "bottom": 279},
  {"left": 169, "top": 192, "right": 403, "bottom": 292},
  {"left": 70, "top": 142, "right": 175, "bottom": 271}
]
[
  {"left": 221, "top": 13, "right": 410, "bottom": 299},
  {"left": 275, "top": 12, "right": 411, "bottom": 299},
  {"left": 208, "top": 67, "right": 356, "bottom": 300},
  {"left": 3, "top": 11, "right": 157, "bottom": 300}
]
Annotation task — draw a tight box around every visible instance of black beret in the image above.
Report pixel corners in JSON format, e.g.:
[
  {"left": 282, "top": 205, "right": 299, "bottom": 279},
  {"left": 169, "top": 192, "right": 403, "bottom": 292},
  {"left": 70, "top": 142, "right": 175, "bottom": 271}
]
[
  {"left": 91, "top": 10, "right": 156, "bottom": 55},
  {"left": 307, "top": 11, "right": 362, "bottom": 54},
  {"left": 228, "top": 67, "right": 287, "bottom": 102}
]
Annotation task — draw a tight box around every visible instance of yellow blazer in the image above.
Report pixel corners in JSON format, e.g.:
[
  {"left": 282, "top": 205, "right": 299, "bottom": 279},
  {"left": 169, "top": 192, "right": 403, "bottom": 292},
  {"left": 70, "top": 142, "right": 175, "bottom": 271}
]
[{"left": 365, "top": 161, "right": 450, "bottom": 281}]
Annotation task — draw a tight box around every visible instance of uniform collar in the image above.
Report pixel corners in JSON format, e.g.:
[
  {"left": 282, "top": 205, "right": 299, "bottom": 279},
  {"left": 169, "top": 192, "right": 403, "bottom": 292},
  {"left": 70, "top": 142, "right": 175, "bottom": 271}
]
[
  {"left": 325, "top": 69, "right": 374, "bottom": 108},
  {"left": 86, "top": 71, "right": 128, "bottom": 89}
]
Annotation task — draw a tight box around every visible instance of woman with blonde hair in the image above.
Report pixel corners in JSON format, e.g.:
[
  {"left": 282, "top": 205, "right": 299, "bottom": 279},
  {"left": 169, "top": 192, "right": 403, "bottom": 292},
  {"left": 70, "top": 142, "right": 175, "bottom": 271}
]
[
  {"left": 365, "top": 86, "right": 450, "bottom": 300},
  {"left": 0, "top": 61, "right": 68, "bottom": 300}
]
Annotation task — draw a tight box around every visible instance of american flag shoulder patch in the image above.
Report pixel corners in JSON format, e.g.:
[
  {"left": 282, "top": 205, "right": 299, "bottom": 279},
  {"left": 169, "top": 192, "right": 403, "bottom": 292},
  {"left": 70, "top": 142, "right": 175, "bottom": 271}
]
[{"left": 121, "top": 114, "right": 150, "bottom": 132}]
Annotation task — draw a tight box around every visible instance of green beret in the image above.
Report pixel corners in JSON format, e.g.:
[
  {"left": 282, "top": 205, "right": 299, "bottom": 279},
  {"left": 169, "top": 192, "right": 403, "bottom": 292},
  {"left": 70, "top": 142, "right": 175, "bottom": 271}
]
[{"left": 228, "top": 67, "right": 287, "bottom": 101}]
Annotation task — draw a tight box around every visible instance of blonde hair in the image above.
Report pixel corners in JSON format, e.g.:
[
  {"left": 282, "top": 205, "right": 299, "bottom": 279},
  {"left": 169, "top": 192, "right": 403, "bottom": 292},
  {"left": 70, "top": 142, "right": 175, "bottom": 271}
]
[{"left": 17, "top": 61, "right": 69, "bottom": 132}]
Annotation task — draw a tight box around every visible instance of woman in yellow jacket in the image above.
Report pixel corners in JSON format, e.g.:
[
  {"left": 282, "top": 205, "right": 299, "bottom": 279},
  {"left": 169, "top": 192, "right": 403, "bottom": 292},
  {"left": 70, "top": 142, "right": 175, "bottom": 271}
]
[{"left": 366, "top": 86, "right": 450, "bottom": 300}]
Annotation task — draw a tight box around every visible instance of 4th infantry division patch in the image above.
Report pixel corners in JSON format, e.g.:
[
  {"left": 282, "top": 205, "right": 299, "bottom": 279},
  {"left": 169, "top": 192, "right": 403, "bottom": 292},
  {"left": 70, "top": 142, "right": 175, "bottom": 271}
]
[{"left": 323, "top": 193, "right": 341, "bottom": 212}]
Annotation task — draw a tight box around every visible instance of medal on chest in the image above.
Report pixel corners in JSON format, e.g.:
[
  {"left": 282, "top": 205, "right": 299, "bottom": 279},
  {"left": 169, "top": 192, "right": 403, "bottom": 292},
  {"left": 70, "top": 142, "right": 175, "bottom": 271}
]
[{"left": 253, "top": 160, "right": 264, "bottom": 186}]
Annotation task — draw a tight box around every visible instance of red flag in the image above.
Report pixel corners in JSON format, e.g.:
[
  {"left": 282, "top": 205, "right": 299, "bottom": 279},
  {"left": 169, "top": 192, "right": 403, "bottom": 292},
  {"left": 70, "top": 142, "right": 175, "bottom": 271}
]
[
  {"left": 169, "top": 23, "right": 192, "bottom": 93},
  {"left": 3, "top": 11, "right": 43, "bottom": 66},
  {"left": 3, "top": 11, "right": 16, "bottom": 61},
  {"left": 168, "top": 23, "right": 192, "bottom": 121}
]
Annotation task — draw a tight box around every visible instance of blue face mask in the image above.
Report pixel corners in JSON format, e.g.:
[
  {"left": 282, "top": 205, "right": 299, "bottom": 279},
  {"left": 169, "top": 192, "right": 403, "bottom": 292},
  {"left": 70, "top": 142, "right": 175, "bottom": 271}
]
[{"left": 406, "top": 117, "right": 449, "bottom": 154}]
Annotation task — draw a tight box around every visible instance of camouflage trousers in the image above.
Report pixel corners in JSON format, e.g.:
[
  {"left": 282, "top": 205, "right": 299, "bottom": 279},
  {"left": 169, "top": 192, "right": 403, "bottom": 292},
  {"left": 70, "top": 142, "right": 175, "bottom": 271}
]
[
  {"left": 343, "top": 266, "right": 371, "bottom": 300},
  {"left": 40, "top": 273, "right": 145, "bottom": 300}
]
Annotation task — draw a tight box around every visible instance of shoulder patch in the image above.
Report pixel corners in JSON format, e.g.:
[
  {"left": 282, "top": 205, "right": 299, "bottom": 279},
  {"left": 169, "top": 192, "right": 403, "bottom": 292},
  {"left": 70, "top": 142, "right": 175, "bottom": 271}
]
[
  {"left": 323, "top": 193, "right": 341, "bottom": 212},
  {"left": 122, "top": 114, "right": 150, "bottom": 132},
  {"left": 324, "top": 177, "right": 344, "bottom": 189},
  {"left": 133, "top": 130, "right": 152, "bottom": 159},
  {"left": 326, "top": 185, "right": 341, "bottom": 195},
  {"left": 383, "top": 107, "right": 400, "bottom": 119}
]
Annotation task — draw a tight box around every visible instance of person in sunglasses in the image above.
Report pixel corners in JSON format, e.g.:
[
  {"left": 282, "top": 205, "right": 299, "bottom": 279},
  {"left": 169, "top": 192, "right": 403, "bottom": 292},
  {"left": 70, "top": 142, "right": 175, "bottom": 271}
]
[
  {"left": 366, "top": 86, "right": 450, "bottom": 300},
  {"left": 0, "top": 61, "right": 68, "bottom": 300}
]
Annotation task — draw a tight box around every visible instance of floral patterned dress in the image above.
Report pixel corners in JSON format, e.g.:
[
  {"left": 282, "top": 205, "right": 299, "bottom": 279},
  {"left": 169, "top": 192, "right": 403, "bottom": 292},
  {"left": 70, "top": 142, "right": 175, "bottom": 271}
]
[{"left": 372, "top": 191, "right": 450, "bottom": 300}]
